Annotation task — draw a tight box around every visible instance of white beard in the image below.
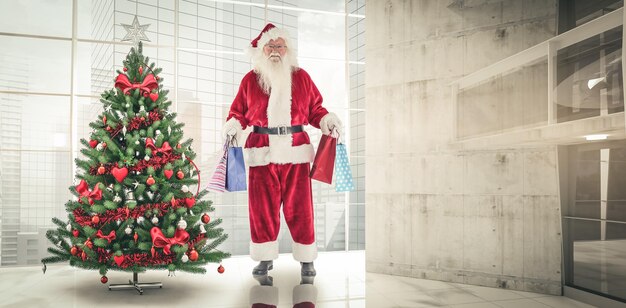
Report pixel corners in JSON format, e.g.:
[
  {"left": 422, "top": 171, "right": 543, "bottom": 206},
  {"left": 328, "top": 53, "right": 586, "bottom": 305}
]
[{"left": 253, "top": 52, "right": 294, "bottom": 95}]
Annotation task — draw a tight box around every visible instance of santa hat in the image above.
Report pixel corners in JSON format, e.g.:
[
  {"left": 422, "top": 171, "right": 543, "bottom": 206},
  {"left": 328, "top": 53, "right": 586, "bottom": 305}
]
[{"left": 250, "top": 23, "right": 293, "bottom": 49}]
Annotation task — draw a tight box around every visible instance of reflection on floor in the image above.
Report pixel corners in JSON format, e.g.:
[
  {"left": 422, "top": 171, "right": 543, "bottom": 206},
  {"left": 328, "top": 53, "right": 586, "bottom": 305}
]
[
  {"left": 0, "top": 251, "right": 595, "bottom": 307},
  {"left": 574, "top": 240, "right": 626, "bottom": 300}
]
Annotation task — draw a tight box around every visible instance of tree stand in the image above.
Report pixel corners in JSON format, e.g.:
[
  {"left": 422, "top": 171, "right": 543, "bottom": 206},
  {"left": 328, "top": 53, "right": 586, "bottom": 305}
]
[{"left": 108, "top": 272, "right": 162, "bottom": 295}]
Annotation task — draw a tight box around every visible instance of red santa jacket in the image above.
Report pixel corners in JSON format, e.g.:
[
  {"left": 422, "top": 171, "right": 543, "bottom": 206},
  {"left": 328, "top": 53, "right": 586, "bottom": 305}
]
[{"left": 226, "top": 68, "right": 329, "bottom": 167}]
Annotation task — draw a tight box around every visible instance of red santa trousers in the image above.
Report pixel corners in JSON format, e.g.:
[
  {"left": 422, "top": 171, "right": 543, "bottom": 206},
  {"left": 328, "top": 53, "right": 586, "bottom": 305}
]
[{"left": 248, "top": 162, "right": 317, "bottom": 262}]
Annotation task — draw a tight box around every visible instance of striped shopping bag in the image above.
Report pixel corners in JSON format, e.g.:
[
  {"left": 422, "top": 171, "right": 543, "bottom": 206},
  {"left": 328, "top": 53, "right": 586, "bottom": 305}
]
[{"left": 207, "top": 138, "right": 229, "bottom": 192}]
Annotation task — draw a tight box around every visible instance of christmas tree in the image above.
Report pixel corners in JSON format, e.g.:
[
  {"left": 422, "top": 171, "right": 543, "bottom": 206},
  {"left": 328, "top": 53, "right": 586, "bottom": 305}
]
[{"left": 42, "top": 42, "right": 229, "bottom": 284}]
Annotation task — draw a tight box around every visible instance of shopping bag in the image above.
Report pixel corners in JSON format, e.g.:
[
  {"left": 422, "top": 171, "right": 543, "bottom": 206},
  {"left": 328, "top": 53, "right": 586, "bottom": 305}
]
[
  {"left": 334, "top": 143, "right": 355, "bottom": 192},
  {"left": 207, "top": 139, "right": 228, "bottom": 193},
  {"left": 226, "top": 137, "right": 247, "bottom": 192},
  {"left": 310, "top": 134, "right": 337, "bottom": 184}
]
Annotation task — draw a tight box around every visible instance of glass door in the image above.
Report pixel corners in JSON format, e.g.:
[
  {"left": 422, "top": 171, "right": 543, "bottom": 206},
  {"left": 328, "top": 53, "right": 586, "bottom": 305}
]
[{"left": 562, "top": 141, "right": 626, "bottom": 302}]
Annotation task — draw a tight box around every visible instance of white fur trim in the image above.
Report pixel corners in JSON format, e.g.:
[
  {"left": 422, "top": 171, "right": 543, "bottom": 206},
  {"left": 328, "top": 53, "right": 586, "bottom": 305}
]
[
  {"left": 222, "top": 117, "right": 244, "bottom": 139},
  {"left": 265, "top": 67, "right": 294, "bottom": 166},
  {"left": 292, "top": 242, "right": 317, "bottom": 262},
  {"left": 250, "top": 240, "right": 278, "bottom": 261},
  {"left": 293, "top": 284, "right": 317, "bottom": 304},
  {"left": 249, "top": 285, "right": 278, "bottom": 306},
  {"left": 245, "top": 144, "right": 314, "bottom": 167},
  {"left": 257, "top": 27, "right": 293, "bottom": 51},
  {"left": 266, "top": 87, "right": 291, "bottom": 126}
]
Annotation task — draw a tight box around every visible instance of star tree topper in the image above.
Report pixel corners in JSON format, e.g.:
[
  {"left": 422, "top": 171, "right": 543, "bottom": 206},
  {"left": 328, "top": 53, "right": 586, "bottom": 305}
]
[{"left": 121, "top": 15, "right": 151, "bottom": 46}]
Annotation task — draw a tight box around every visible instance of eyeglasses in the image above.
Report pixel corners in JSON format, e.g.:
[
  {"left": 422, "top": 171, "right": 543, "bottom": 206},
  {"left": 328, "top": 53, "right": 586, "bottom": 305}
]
[{"left": 264, "top": 45, "right": 287, "bottom": 51}]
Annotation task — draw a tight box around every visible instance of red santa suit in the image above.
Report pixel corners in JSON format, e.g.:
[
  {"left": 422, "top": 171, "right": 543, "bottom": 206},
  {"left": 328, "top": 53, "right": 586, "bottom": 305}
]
[{"left": 223, "top": 24, "right": 340, "bottom": 263}]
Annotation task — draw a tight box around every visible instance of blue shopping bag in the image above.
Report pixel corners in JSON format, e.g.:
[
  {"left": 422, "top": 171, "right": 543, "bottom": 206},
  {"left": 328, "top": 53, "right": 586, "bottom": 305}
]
[
  {"left": 334, "top": 142, "right": 354, "bottom": 192},
  {"left": 226, "top": 137, "right": 247, "bottom": 192}
]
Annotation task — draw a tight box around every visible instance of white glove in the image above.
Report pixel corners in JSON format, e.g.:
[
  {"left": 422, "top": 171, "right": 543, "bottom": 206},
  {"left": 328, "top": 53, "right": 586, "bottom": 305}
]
[
  {"left": 320, "top": 112, "right": 343, "bottom": 137},
  {"left": 222, "top": 118, "right": 243, "bottom": 140}
]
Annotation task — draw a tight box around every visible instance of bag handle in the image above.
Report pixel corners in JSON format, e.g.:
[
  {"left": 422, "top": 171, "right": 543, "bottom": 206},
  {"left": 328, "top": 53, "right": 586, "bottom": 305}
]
[
  {"left": 228, "top": 134, "right": 239, "bottom": 147},
  {"left": 330, "top": 128, "right": 342, "bottom": 144}
]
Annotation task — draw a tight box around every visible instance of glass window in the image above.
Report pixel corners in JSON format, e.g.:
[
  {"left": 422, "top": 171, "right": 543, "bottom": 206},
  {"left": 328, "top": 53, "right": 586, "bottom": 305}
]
[
  {"left": 555, "top": 26, "right": 623, "bottom": 123},
  {"left": 558, "top": 0, "right": 623, "bottom": 34},
  {"left": 0, "top": 0, "right": 366, "bottom": 266},
  {"left": 0, "top": 0, "right": 72, "bottom": 38},
  {"left": 75, "top": 96, "right": 104, "bottom": 145},
  {"left": 0, "top": 94, "right": 71, "bottom": 151},
  {"left": 0, "top": 37, "right": 71, "bottom": 95},
  {"left": 563, "top": 142, "right": 626, "bottom": 302},
  {"left": 0, "top": 93, "right": 72, "bottom": 266}
]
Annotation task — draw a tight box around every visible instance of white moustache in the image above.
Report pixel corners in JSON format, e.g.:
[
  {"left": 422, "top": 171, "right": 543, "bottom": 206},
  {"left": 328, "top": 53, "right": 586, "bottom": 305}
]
[{"left": 268, "top": 52, "right": 281, "bottom": 60}]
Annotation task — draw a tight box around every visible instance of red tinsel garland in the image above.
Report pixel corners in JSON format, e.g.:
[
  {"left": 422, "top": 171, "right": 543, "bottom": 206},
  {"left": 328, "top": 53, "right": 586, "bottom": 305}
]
[
  {"left": 131, "top": 153, "right": 181, "bottom": 172},
  {"left": 186, "top": 233, "right": 206, "bottom": 252},
  {"left": 73, "top": 198, "right": 189, "bottom": 228},
  {"left": 88, "top": 154, "right": 181, "bottom": 176},
  {"left": 108, "top": 111, "right": 162, "bottom": 138},
  {"left": 94, "top": 247, "right": 175, "bottom": 267}
]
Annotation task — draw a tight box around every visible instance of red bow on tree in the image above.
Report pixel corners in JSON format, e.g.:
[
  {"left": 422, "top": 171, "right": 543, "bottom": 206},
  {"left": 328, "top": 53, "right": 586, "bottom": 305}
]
[
  {"left": 157, "top": 141, "right": 172, "bottom": 155},
  {"left": 95, "top": 230, "right": 116, "bottom": 243},
  {"left": 146, "top": 139, "right": 172, "bottom": 157},
  {"left": 150, "top": 227, "right": 189, "bottom": 255},
  {"left": 75, "top": 180, "right": 102, "bottom": 205},
  {"left": 114, "top": 74, "right": 158, "bottom": 95}
]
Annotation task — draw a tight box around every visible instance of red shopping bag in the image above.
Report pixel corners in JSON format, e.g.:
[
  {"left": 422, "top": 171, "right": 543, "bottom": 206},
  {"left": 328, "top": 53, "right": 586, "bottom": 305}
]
[{"left": 310, "top": 134, "right": 337, "bottom": 184}]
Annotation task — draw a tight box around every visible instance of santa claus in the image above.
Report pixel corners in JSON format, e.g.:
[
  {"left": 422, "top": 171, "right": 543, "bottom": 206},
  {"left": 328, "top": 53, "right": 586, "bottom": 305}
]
[{"left": 222, "top": 23, "right": 342, "bottom": 278}]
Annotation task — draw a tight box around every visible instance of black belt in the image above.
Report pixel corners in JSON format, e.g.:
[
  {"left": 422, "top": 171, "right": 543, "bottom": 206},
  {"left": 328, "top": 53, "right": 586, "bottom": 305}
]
[{"left": 253, "top": 125, "right": 304, "bottom": 135}]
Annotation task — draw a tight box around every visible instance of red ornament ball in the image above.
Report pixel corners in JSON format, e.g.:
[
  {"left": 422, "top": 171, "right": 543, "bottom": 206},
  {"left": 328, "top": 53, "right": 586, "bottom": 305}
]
[
  {"left": 70, "top": 246, "right": 78, "bottom": 256},
  {"left": 97, "top": 165, "right": 106, "bottom": 175},
  {"left": 176, "top": 170, "right": 184, "bottom": 179},
  {"left": 184, "top": 197, "right": 195, "bottom": 208},
  {"left": 217, "top": 265, "right": 225, "bottom": 274},
  {"left": 72, "top": 229, "right": 79, "bottom": 237},
  {"left": 146, "top": 176, "right": 155, "bottom": 186},
  {"left": 101, "top": 276, "right": 108, "bottom": 284},
  {"left": 201, "top": 214, "right": 210, "bottom": 224},
  {"left": 140, "top": 116, "right": 145, "bottom": 121},
  {"left": 189, "top": 249, "right": 199, "bottom": 261},
  {"left": 91, "top": 215, "right": 100, "bottom": 224},
  {"left": 123, "top": 67, "right": 127, "bottom": 72}
]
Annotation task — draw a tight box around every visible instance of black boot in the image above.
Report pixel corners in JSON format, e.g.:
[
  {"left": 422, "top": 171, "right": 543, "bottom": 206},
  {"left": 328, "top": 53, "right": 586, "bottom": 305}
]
[
  {"left": 300, "top": 262, "right": 316, "bottom": 277},
  {"left": 252, "top": 260, "right": 273, "bottom": 276}
]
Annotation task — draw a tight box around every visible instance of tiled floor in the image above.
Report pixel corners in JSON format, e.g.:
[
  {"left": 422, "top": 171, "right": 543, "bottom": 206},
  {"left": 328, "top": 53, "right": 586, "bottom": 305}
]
[{"left": 0, "top": 251, "right": 597, "bottom": 307}]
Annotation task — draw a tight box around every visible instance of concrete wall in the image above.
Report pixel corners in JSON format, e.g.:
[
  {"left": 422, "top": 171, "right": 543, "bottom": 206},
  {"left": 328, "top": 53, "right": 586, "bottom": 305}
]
[{"left": 365, "top": 0, "right": 563, "bottom": 294}]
